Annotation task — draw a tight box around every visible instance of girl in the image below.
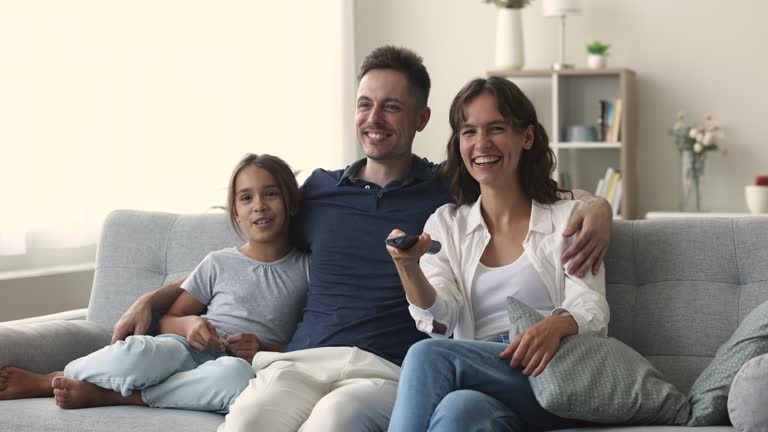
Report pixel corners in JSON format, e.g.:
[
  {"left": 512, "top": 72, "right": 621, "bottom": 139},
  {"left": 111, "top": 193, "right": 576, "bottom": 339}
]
[
  {"left": 0, "top": 153, "right": 309, "bottom": 414},
  {"left": 386, "top": 78, "right": 609, "bottom": 431}
]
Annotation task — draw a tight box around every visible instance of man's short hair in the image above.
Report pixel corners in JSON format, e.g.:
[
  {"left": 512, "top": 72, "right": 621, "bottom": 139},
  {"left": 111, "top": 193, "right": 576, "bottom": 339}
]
[{"left": 358, "top": 45, "right": 431, "bottom": 107}]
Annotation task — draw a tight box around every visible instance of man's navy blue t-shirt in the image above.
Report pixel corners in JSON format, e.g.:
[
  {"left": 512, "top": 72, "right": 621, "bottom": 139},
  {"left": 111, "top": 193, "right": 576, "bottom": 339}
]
[{"left": 285, "top": 156, "right": 452, "bottom": 366}]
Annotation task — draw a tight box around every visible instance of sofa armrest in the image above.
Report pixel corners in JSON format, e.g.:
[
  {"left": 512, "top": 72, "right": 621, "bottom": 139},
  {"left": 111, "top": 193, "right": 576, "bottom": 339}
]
[
  {"left": 0, "top": 320, "right": 111, "bottom": 373},
  {"left": 1, "top": 308, "right": 88, "bottom": 326}
]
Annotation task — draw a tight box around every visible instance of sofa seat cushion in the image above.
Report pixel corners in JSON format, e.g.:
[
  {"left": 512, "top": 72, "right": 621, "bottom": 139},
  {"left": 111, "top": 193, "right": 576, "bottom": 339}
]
[
  {"left": 687, "top": 299, "right": 768, "bottom": 426},
  {"left": 507, "top": 297, "right": 690, "bottom": 426},
  {"left": 0, "top": 398, "right": 224, "bottom": 432}
]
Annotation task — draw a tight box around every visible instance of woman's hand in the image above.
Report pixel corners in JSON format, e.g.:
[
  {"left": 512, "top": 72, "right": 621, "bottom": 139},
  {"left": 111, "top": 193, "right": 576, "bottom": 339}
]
[
  {"left": 499, "top": 315, "right": 577, "bottom": 377},
  {"left": 385, "top": 229, "right": 434, "bottom": 267},
  {"left": 561, "top": 193, "right": 612, "bottom": 277},
  {"left": 384, "top": 229, "right": 438, "bottom": 311},
  {"left": 185, "top": 317, "right": 225, "bottom": 353},
  {"left": 225, "top": 333, "right": 261, "bottom": 363}
]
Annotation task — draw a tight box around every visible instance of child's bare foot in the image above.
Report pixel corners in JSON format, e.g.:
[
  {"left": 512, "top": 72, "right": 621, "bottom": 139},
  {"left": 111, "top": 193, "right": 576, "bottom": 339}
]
[
  {"left": 0, "top": 366, "right": 61, "bottom": 400},
  {"left": 52, "top": 377, "right": 144, "bottom": 409}
]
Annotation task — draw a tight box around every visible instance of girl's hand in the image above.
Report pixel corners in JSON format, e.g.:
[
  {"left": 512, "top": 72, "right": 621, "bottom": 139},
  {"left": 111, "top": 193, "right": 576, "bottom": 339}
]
[
  {"left": 185, "top": 317, "right": 225, "bottom": 353},
  {"left": 385, "top": 229, "right": 434, "bottom": 266},
  {"left": 225, "top": 333, "right": 261, "bottom": 363},
  {"left": 499, "top": 315, "right": 577, "bottom": 377}
]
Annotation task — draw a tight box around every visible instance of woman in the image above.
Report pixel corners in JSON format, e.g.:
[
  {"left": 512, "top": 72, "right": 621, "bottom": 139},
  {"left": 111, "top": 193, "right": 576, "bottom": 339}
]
[{"left": 385, "top": 77, "right": 609, "bottom": 431}]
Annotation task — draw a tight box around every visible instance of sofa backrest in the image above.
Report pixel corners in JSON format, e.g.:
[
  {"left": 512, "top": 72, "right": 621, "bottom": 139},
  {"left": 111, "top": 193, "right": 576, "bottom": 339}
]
[
  {"left": 604, "top": 217, "right": 768, "bottom": 393},
  {"left": 87, "top": 210, "right": 241, "bottom": 334},
  {"left": 88, "top": 210, "right": 768, "bottom": 394}
]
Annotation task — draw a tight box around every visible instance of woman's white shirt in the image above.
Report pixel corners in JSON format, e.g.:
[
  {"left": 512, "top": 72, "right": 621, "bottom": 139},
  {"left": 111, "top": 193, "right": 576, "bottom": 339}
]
[
  {"left": 472, "top": 253, "right": 555, "bottom": 341},
  {"left": 409, "top": 197, "right": 609, "bottom": 341}
]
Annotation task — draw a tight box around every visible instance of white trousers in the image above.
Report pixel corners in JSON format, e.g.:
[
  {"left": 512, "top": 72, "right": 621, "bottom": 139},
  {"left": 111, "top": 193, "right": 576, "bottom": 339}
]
[{"left": 218, "top": 346, "right": 401, "bottom": 432}]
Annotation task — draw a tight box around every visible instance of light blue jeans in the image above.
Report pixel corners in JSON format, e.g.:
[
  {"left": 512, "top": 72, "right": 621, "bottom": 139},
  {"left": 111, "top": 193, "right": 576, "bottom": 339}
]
[
  {"left": 63, "top": 334, "right": 255, "bottom": 413},
  {"left": 387, "top": 338, "right": 587, "bottom": 432}
]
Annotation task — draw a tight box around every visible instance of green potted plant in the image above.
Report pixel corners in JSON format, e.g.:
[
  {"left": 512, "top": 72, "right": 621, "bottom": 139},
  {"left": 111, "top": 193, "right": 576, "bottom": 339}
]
[{"left": 586, "top": 40, "right": 610, "bottom": 69}]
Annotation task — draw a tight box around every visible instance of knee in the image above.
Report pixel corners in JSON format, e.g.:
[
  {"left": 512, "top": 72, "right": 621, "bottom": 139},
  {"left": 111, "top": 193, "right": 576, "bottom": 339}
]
[
  {"left": 196, "top": 357, "right": 255, "bottom": 407},
  {"left": 432, "top": 390, "right": 520, "bottom": 432},
  {"left": 400, "top": 339, "right": 454, "bottom": 380},
  {"left": 434, "top": 390, "right": 484, "bottom": 416},
  {"left": 66, "top": 335, "right": 182, "bottom": 378},
  {"left": 205, "top": 357, "right": 255, "bottom": 384},
  {"left": 404, "top": 339, "right": 451, "bottom": 366},
  {"left": 303, "top": 392, "right": 370, "bottom": 431}
]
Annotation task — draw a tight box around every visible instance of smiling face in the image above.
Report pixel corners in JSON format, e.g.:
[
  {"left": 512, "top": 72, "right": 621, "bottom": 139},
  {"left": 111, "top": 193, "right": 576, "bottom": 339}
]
[
  {"left": 355, "top": 69, "right": 430, "bottom": 162},
  {"left": 459, "top": 92, "right": 533, "bottom": 189},
  {"left": 233, "top": 165, "right": 289, "bottom": 247}
]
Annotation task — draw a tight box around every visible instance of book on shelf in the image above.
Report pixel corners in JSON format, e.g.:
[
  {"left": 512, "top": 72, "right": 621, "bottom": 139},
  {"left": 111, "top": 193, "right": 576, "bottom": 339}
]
[
  {"left": 612, "top": 179, "right": 623, "bottom": 217},
  {"left": 599, "top": 99, "right": 623, "bottom": 143},
  {"left": 594, "top": 167, "right": 622, "bottom": 216}
]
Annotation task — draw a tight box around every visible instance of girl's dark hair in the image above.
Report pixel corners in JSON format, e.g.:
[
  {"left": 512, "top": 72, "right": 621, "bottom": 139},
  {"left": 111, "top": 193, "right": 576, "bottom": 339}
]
[
  {"left": 226, "top": 153, "right": 300, "bottom": 239},
  {"left": 442, "top": 77, "right": 571, "bottom": 206}
]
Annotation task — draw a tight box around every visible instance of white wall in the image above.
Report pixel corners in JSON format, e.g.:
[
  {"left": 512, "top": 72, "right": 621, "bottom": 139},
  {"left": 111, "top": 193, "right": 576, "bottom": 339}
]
[
  {"left": 0, "top": 0, "right": 354, "bottom": 320},
  {"left": 355, "top": 0, "right": 768, "bottom": 215},
  {"left": 0, "top": 0, "right": 350, "bottom": 231}
]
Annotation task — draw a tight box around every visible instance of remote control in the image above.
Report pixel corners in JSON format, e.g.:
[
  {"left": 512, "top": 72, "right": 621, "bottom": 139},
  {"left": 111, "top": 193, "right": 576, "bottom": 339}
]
[{"left": 386, "top": 234, "right": 441, "bottom": 254}]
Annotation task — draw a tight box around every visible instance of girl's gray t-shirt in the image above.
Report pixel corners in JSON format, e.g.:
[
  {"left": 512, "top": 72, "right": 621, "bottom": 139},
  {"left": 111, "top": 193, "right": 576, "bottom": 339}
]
[{"left": 180, "top": 247, "right": 309, "bottom": 345}]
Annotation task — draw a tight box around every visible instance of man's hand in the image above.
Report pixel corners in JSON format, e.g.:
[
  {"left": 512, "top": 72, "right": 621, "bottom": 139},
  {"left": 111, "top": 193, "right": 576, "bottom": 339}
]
[
  {"left": 499, "top": 315, "right": 577, "bottom": 377},
  {"left": 225, "top": 333, "right": 261, "bottom": 363},
  {"left": 562, "top": 194, "right": 612, "bottom": 277},
  {"left": 185, "top": 317, "right": 225, "bottom": 353},
  {"left": 111, "top": 296, "right": 153, "bottom": 344}
]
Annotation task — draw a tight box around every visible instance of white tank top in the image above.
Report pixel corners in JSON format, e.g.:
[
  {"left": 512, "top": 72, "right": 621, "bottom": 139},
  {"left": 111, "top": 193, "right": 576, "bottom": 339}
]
[{"left": 471, "top": 251, "right": 555, "bottom": 341}]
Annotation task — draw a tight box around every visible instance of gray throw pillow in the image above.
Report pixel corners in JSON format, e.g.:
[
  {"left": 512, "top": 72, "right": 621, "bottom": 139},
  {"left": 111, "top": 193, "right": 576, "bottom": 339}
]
[
  {"left": 506, "top": 296, "right": 690, "bottom": 425},
  {"left": 687, "top": 299, "right": 768, "bottom": 426},
  {"left": 727, "top": 353, "right": 768, "bottom": 432}
]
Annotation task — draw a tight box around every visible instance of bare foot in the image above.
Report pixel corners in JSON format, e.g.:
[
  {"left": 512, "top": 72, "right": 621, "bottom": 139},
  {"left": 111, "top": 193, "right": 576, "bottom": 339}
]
[
  {"left": 52, "top": 377, "right": 144, "bottom": 409},
  {"left": 0, "top": 366, "right": 61, "bottom": 400}
]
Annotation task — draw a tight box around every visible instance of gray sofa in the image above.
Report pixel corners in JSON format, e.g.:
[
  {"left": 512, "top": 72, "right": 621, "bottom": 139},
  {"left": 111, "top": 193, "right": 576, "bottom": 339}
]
[{"left": 2, "top": 209, "right": 766, "bottom": 431}]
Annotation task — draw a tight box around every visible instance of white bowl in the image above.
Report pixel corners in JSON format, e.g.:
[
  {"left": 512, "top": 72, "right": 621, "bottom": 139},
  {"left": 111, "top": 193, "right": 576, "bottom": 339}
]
[{"left": 745, "top": 185, "right": 768, "bottom": 214}]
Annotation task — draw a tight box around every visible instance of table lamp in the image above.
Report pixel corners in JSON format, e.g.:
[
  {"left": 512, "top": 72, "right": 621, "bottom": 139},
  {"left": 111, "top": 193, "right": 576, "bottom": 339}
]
[{"left": 542, "top": 0, "right": 581, "bottom": 70}]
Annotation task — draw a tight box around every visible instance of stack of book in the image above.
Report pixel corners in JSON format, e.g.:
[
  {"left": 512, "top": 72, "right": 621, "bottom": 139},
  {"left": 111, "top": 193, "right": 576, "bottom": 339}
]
[
  {"left": 598, "top": 99, "right": 623, "bottom": 143},
  {"left": 595, "top": 167, "right": 622, "bottom": 217}
]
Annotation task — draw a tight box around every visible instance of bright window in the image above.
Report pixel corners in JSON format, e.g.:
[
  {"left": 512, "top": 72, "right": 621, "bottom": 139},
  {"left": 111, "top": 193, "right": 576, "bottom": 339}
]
[{"left": 0, "top": 0, "right": 356, "bottom": 264}]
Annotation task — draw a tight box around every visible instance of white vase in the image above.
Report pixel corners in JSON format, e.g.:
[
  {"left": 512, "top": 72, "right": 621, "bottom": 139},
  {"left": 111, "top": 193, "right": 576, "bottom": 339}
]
[
  {"left": 745, "top": 185, "right": 768, "bottom": 214},
  {"left": 495, "top": 8, "right": 524, "bottom": 70},
  {"left": 587, "top": 54, "right": 606, "bottom": 69}
]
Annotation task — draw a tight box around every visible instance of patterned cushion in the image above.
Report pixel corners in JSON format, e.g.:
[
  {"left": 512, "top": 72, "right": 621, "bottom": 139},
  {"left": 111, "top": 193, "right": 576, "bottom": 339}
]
[
  {"left": 727, "top": 353, "right": 768, "bottom": 432},
  {"left": 506, "top": 296, "right": 690, "bottom": 425},
  {"left": 687, "top": 299, "right": 768, "bottom": 426}
]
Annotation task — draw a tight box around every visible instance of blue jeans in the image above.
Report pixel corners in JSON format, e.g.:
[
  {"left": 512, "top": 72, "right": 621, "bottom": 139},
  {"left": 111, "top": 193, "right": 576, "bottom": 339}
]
[
  {"left": 64, "top": 334, "right": 254, "bottom": 412},
  {"left": 387, "top": 338, "right": 585, "bottom": 432}
]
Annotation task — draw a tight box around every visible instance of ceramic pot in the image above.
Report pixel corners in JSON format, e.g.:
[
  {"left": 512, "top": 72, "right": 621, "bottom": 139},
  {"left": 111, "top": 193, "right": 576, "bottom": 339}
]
[{"left": 495, "top": 8, "right": 524, "bottom": 69}]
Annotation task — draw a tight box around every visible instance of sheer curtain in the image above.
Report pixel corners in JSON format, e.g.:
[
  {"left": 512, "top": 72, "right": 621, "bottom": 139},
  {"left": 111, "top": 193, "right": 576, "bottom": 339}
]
[{"left": 0, "top": 0, "right": 356, "bottom": 262}]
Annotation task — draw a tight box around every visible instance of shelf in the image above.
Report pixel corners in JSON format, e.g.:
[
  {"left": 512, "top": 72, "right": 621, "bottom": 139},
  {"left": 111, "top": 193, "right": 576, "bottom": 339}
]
[
  {"left": 645, "top": 212, "right": 759, "bottom": 219},
  {"left": 485, "top": 67, "right": 636, "bottom": 219},
  {"left": 487, "top": 68, "right": 633, "bottom": 79},
  {"left": 553, "top": 142, "right": 622, "bottom": 149}
]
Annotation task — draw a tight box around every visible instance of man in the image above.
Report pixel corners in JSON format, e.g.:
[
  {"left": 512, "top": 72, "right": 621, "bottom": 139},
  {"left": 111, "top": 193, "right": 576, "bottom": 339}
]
[{"left": 112, "top": 46, "right": 612, "bottom": 431}]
